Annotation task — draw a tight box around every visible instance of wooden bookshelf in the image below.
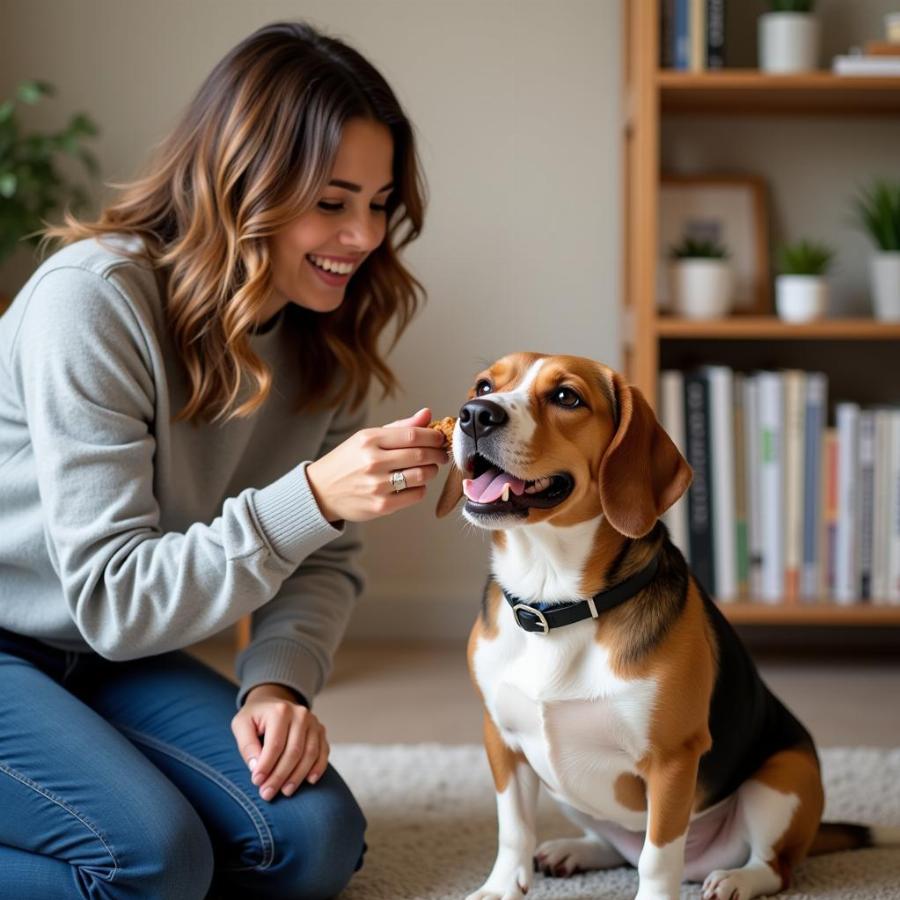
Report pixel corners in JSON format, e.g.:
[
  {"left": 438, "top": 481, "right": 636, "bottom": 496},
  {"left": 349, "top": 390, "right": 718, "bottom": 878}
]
[
  {"left": 622, "top": 1, "right": 900, "bottom": 628},
  {"left": 658, "top": 70, "right": 900, "bottom": 116},
  {"left": 721, "top": 602, "right": 900, "bottom": 626}
]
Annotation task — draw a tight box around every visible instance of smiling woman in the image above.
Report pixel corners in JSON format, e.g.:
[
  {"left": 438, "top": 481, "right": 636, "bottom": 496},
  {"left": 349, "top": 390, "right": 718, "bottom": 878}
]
[{"left": 0, "top": 19, "right": 445, "bottom": 900}]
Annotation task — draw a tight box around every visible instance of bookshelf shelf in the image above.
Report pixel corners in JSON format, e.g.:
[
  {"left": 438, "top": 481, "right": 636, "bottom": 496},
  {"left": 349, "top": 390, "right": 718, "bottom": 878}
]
[
  {"left": 655, "top": 316, "right": 900, "bottom": 341},
  {"left": 720, "top": 602, "right": 900, "bottom": 626},
  {"left": 658, "top": 70, "right": 900, "bottom": 116}
]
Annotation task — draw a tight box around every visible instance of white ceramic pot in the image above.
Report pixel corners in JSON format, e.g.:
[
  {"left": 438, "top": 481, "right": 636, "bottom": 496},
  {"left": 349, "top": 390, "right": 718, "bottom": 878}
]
[
  {"left": 775, "top": 275, "right": 828, "bottom": 322},
  {"left": 670, "top": 259, "right": 733, "bottom": 319},
  {"left": 759, "top": 13, "right": 821, "bottom": 73},
  {"left": 871, "top": 252, "right": 900, "bottom": 321}
]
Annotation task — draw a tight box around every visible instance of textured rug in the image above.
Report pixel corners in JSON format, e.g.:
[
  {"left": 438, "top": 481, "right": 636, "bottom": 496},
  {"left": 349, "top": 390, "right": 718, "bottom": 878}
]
[{"left": 329, "top": 745, "right": 900, "bottom": 900}]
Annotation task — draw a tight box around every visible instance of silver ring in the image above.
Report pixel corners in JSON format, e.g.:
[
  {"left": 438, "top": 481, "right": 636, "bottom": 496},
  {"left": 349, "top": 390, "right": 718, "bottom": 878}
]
[{"left": 390, "top": 470, "right": 408, "bottom": 493}]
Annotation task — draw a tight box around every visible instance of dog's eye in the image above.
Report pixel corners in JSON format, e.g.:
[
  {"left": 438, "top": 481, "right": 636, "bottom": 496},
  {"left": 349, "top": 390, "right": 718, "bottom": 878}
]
[
  {"left": 475, "top": 379, "right": 493, "bottom": 396},
  {"left": 553, "top": 387, "right": 583, "bottom": 408}
]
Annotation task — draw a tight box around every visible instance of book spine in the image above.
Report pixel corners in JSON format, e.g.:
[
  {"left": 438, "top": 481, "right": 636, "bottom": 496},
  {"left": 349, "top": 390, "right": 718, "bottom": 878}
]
[
  {"left": 659, "top": 370, "right": 690, "bottom": 557},
  {"left": 782, "top": 370, "right": 805, "bottom": 604},
  {"left": 744, "top": 375, "right": 763, "bottom": 598},
  {"left": 684, "top": 371, "right": 715, "bottom": 596},
  {"left": 757, "top": 372, "right": 785, "bottom": 603},
  {"left": 706, "top": 0, "right": 726, "bottom": 69},
  {"left": 834, "top": 403, "right": 860, "bottom": 605},
  {"left": 660, "top": 0, "right": 675, "bottom": 68},
  {"left": 888, "top": 412, "right": 900, "bottom": 604},
  {"left": 705, "top": 366, "right": 737, "bottom": 601},
  {"left": 824, "top": 428, "right": 839, "bottom": 600},
  {"left": 733, "top": 373, "right": 748, "bottom": 598},
  {"left": 690, "top": 0, "right": 707, "bottom": 72},
  {"left": 802, "top": 373, "right": 827, "bottom": 601},
  {"left": 674, "top": 0, "right": 690, "bottom": 70},
  {"left": 872, "top": 410, "right": 890, "bottom": 602},
  {"left": 858, "top": 411, "right": 876, "bottom": 601}
]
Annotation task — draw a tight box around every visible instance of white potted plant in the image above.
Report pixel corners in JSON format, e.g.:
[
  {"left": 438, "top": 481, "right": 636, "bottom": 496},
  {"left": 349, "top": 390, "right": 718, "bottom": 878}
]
[
  {"left": 854, "top": 180, "right": 900, "bottom": 321},
  {"left": 759, "top": 0, "right": 821, "bottom": 73},
  {"left": 669, "top": 236, "right": 733, "bottom": 320},
  {"left": 775, "top": 239, "right": 834, "bottom": 322}
]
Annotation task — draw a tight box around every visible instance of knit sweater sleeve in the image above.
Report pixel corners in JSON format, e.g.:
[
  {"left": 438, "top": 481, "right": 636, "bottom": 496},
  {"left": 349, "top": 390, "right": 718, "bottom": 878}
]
[
  {"left": 236, "top": 396, "right": 368, "bottom": 708},
  {"left": 11, "top": 265, "right": 344, "bottom": 659}
]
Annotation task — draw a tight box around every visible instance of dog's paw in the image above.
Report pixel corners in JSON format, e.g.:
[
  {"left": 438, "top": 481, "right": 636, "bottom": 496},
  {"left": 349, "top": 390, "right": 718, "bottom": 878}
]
[
  {"left": 534, "top": 836, "right": 625, "bottom": 877},
  {"left": 702, "top": 868, "right": 748, "bottom": 900},
  {"left": 465, "top": 867, "right": 530, "bottom": 900}
]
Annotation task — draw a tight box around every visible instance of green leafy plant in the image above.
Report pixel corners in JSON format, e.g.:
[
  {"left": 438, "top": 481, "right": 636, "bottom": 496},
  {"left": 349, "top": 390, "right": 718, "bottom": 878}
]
[
  {"left": 854, "top": 180, "right": 900, "bottom": 252},
  {"left": 778, "top": 239, "right": 834, "bottom": 276},
  {"left": 769, "top": 0, "right": 815, "bottom": 12},
  {"left": 669, "top": 236, "right": 729, "bottom": 260},
  {"left": 0, "top": 80, "right": 99, "bottom": 265}
]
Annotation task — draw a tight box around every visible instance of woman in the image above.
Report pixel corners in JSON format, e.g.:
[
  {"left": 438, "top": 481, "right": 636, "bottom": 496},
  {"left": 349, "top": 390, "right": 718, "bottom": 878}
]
[{"left": 0, "top": 20, "right": 445, "bottom": 900}]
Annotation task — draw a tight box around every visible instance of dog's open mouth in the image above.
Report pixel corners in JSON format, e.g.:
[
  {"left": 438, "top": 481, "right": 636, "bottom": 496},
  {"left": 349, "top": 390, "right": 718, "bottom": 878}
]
[{"left": 463, "top": 453, "right": 574, "bottom": 515}]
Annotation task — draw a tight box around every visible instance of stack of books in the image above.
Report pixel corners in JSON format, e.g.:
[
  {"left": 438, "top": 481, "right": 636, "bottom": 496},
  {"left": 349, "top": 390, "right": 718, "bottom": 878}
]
[
  {"left": 833, "top": 42, "right": 900, "bottom": 77},
  {"left": 660, "top": 0, "right": 726, "bottom": 71},
  {"left": 659, "top": 366, "right": 900, "bottom": 607}
]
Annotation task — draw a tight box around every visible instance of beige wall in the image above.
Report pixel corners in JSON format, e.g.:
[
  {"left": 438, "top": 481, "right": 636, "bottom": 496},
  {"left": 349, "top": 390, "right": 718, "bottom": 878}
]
[{"left": 0, "top": 1, "right": 622, "bottom": 638}]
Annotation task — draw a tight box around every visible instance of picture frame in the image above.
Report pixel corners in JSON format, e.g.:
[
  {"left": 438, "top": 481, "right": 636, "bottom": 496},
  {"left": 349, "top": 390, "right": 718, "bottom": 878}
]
[{"left": 657, "top": 174, "right": 770, "bottom": 315}]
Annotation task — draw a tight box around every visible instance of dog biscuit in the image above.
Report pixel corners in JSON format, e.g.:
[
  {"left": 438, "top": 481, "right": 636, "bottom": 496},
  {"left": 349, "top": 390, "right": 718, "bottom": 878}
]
[{"left": 429, "top": 417, "right": 456, "bottom": 451}]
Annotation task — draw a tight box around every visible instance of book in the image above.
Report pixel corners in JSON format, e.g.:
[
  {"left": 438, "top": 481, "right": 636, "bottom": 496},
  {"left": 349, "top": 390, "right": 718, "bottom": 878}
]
[
  {"left": 802, "top": 373, "right": 827, "bottom": 601},
  {"left": 705, "top": 366, "right": 737, "bottom": 602},
  {"left": 733, "top": 373, "right": 749, "bottom": 598},
  {"left": 858, "top": 411, "right": 876, "bottom": 601},
  {"left": 782, "top": 370, "right": 805, "bottom": 603},
  {"left": 690, "top": 0, "right": 707, "bottom": 72},
  {"left": 834, "top": 403, "right": 860, "bottom": 605},
  {"left": 659, "top": 370, "right": 690, "bottom": 556},
  {"left": 833, "top": 55, "right": 900, "bottom": 76},
  {"left": 674, "top": 0, "right": 691, "bottom": 70},
  {"left": 744, "top": 375, "right": 763, "bottom": 599},
  {"left": 706, "top": 0, "right": 726, "bottom": 69},
  {"left": 684, "top": 371, "right": 715, "bottom": 596},
  {"left": 823, "top": 428, "right": 839, "bottom": 600},
  {"left": 757, "top": 371, "right": 785, "bottom": 603},
  {"left": 872, "top": 410, "right": 892, "bottom": 601},
  {"left": 864, "top": 41, "right": 900, "bottom": 57},
  {"left": 887, "top": 411, "right": 900, "bottom": 605}
]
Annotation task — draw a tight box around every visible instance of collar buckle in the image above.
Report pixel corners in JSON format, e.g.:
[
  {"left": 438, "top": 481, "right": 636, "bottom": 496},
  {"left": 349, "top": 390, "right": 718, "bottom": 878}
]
[{"left": 512, "top": 603, "right": 550, "bottom": 635}]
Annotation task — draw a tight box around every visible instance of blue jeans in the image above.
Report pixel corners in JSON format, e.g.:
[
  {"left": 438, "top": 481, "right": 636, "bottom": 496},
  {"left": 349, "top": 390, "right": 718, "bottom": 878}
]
[{"left": 0, "top": 628, "right": 366, "bottom": 900}]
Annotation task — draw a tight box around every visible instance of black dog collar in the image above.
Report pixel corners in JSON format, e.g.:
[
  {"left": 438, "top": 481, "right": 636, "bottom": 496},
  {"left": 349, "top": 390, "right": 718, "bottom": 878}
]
[{"left": 503, "top": 553, "right": 660, "bottom": 635}]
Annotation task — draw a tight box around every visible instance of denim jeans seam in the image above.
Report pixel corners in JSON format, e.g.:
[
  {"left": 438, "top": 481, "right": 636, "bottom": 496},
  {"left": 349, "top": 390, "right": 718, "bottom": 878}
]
[
  {"left": 117, "top": 725, "right": 275, "bottom": 871},
  {"left": 0, "top": 760, "right": 119, "bottom": 879}
]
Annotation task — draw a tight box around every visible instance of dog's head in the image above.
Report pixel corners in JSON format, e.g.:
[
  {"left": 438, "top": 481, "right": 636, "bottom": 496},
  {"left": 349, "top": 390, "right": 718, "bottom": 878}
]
[{"left": 436, "top": 352, "right": 691, "bottom": 537}]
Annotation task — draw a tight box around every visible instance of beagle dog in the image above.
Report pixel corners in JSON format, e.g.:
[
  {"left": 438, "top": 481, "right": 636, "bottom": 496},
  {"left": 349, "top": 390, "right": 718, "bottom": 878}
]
[{"left": 436, "top": 353, "right": 898, "bottom": 900}]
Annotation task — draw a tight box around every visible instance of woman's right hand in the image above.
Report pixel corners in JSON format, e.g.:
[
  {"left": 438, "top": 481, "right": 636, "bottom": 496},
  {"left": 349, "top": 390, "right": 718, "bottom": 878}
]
[{"left": 306, "top": 407, "right": 449, "bottom": 524}]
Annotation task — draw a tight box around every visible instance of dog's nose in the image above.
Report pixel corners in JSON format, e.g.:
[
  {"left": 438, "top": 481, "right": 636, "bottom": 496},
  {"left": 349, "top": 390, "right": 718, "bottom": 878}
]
[{"left": 459, "top": 398, "right": 508, "bottom": 440}]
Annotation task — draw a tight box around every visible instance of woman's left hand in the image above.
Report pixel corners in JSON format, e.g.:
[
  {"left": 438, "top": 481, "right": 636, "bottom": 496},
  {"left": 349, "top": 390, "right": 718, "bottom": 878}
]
[{"left": 232, "top": 683, "right": 329, "bottom": 801}]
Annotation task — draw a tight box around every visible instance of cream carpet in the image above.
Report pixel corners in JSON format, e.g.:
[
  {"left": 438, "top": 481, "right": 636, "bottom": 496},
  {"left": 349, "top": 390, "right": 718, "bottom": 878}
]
[{"left": 329, "top": 745, "right": 900, "bottom": 900}]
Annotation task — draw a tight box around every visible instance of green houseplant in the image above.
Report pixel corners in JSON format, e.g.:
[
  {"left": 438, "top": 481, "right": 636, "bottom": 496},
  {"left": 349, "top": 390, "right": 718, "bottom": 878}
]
[
  {"left": 760, "top": 0, "right": 820, "bottom": 73},
  {"left": 668, "top": 235, "right": 733, "bottom": 320},
  {"left": 0, "top": 80, "right": 99, "bottom": 269},
  {"left": 854, "top": 180, "right": 900, "bottom": 320},
  {"left": 775, "top": 239, "right": 834, "bottom": 322}
]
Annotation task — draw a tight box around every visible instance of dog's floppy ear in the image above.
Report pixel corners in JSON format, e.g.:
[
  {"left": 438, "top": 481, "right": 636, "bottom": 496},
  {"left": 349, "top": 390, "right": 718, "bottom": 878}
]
[
  {"left": 598, "top": 372, "right": 692, "bottom": 538},
  {"left": 435, "top": 465, "right": 464, "bottom": 518}
]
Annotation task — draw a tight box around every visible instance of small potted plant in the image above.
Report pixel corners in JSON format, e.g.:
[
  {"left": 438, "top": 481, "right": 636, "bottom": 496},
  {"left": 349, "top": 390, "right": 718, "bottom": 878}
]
[
  {"left": 0, "top": 80, "right": 98, "bottom": 311},
  {"left": 775, "top": 239, "right": 834, "bottom": 322},
  {"left": 669, "top": 236, "right": 733, "bottom": 319},
  {"left": 759, "top": 0, "right": 821, "bottom": 73},
  {"left": 854, "top": 180, "right": 900, "bottom": 321}
]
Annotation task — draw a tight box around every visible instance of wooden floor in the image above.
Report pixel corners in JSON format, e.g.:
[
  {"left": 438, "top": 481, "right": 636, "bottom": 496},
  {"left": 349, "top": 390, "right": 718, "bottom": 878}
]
[{"left": 189, "top": 633, "right": 900, "bottom": 747}]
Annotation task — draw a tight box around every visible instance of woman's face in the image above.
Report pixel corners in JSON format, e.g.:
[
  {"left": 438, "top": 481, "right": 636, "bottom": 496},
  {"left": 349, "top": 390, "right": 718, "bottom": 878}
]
[{"left": 268, "top": 117, "right": 395, "bottom": 317}]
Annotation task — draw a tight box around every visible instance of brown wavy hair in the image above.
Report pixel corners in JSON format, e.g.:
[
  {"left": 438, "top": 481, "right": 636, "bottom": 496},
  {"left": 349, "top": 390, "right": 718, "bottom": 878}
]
[{"left": 43, "top": 21, "right": 426, "bottom": 423}]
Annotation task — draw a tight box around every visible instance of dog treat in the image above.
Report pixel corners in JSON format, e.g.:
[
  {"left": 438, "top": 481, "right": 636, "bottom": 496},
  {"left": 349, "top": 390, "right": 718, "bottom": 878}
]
[{"left": 429, "top": 417, "right": 456, "bottom": 451}]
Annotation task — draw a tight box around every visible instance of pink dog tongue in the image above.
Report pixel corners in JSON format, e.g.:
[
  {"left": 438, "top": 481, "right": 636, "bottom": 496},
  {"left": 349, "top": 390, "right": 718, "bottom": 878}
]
[{"left": 463, "top": 469, "right": 526, "bottom": 503}]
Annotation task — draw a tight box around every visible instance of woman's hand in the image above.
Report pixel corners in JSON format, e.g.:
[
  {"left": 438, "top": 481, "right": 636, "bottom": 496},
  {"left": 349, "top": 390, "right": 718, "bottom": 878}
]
[
  {"left": 306, "top": 407, "right": 449, "bottom": 524},
  {"left": 232, "top": 683, "right": 328, "bottom": 800}
]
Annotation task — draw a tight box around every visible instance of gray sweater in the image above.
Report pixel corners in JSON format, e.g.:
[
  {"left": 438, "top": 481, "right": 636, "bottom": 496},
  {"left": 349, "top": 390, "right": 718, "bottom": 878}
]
[{"left": 0, "top": 236, "right": 365, "bottom": 707}]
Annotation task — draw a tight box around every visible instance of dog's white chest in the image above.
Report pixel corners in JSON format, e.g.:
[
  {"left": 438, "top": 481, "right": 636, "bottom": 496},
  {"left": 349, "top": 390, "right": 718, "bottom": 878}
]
[{"left": 473, "top": 617, "right": 658, "bottom": 830}]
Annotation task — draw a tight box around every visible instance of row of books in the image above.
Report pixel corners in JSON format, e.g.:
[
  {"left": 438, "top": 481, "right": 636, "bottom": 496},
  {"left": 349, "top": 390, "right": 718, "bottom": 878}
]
[
  {"left": 660, "top": 0, "right": 726, "bottom": 71},
  {"left": 833, "top": 42, "right": 900, "bottom": 77},
  {"left": 659, "top": 367, "right": 900, "bottom": 606}
]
